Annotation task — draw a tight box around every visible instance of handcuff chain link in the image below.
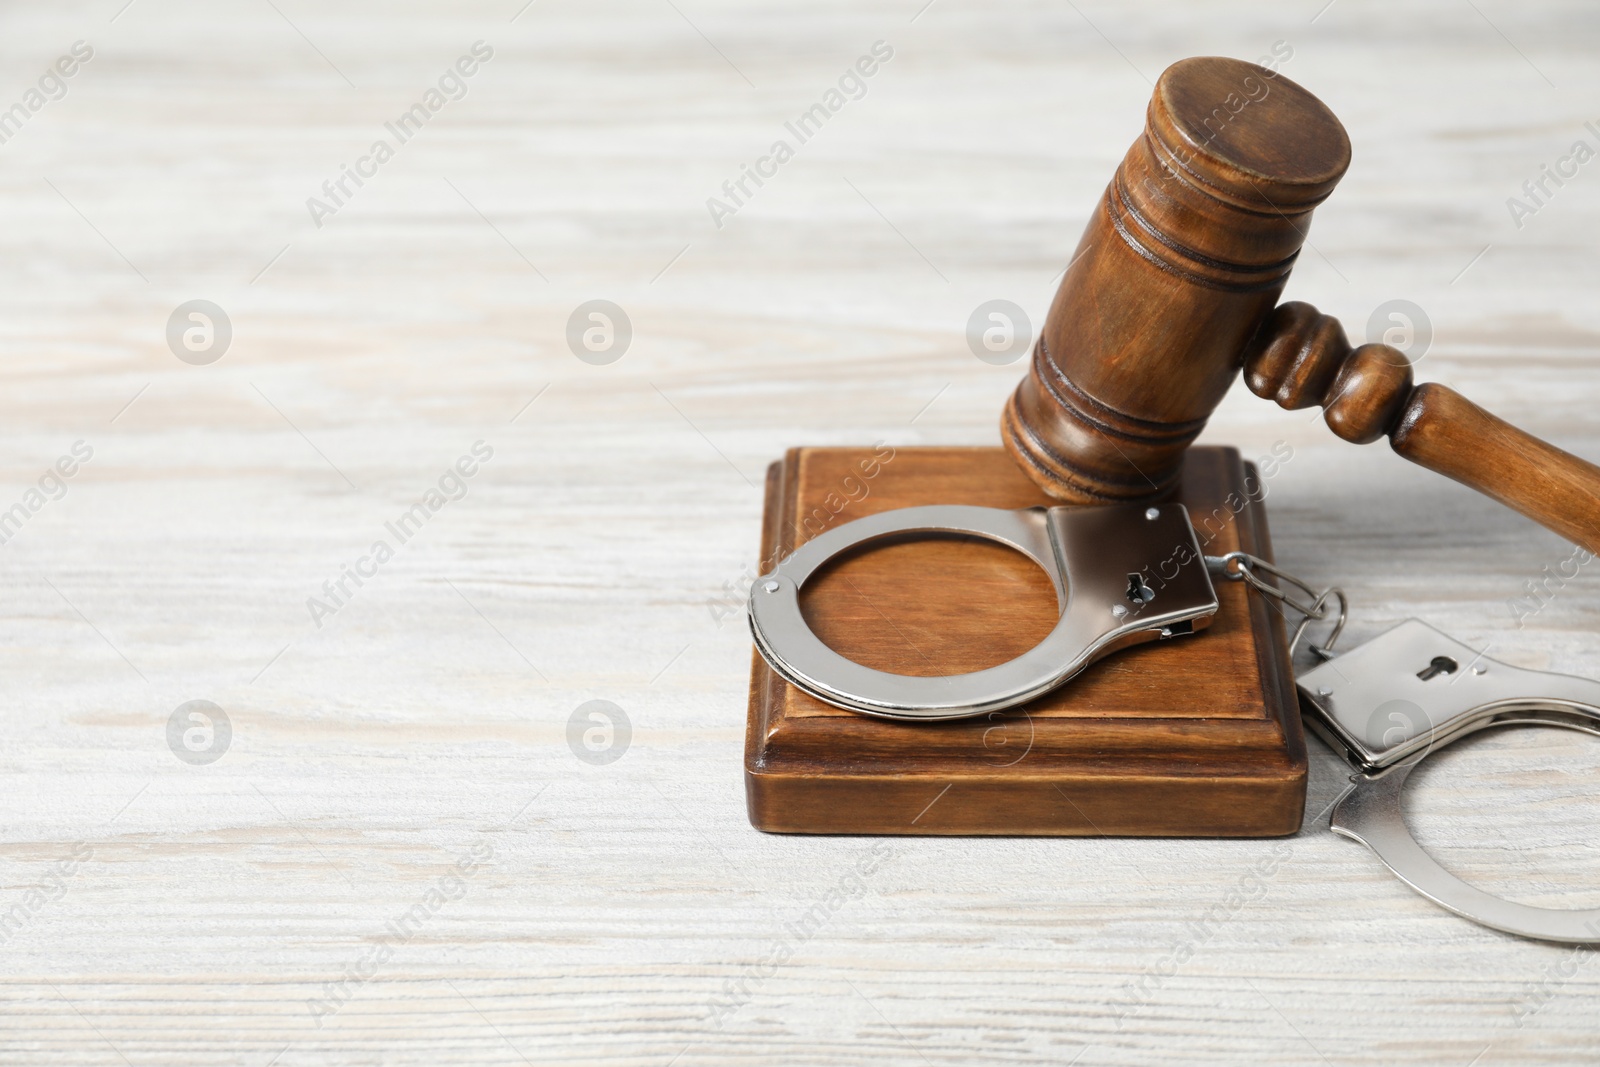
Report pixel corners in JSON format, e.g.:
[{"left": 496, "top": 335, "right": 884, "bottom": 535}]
[{"left": 1206, "top": 551, "right": 1348, "bottom": 660}]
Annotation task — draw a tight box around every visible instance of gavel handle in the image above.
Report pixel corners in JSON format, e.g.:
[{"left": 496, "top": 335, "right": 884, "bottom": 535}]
[
  {"left": 1395, "top": 384, "right": 1600, "bottom": 554},
  {"left": 1243, "top": 301, "right": 1600, "bottom": 554}
]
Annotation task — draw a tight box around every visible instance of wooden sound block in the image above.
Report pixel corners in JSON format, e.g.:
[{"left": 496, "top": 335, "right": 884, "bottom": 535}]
[{"left": 744, "top": 445, "right": 1306, "bottom": 836}]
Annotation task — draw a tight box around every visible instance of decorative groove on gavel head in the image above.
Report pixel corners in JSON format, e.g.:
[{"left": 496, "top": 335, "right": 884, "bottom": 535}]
[
  {"left": 1001, "top": 55, "right": 1600, "bottom": 550},
  {"left": 1002, "top": 56, "right": 1351, "bottom": 504}
]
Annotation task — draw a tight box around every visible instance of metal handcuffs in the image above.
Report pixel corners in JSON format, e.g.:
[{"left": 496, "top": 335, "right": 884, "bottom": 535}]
[
  {"left": 1300, "top": 620, "right": 1600, "bottom": 944},
  {"left": 747, "top": 502, "right": 1600, "bottom": 944},
  {"left": 747, "top": 502, "right": 1218, "bottom": 720}
]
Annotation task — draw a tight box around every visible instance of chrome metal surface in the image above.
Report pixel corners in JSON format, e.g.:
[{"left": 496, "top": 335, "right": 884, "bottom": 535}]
[
  {"left": 1207, "top": 551, "right": 1347, "bottom": 659},
  {"left": 1330, "top": 762, "right": 1600, "bottom": 944},
  {"left": 1298, "top": 619, "right": 1600, "bottom": 773},
  {"left": 1300, "top": 619, "right": 1600, "bottom": 943},
  {"left": 747, "top": 503, "right": 1219, "bottom": 721}
]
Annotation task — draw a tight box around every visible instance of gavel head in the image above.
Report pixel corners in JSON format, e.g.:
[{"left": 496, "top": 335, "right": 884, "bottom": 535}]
[{"left": 1002, "top": 56, "right": 1351, "bottom": 503}]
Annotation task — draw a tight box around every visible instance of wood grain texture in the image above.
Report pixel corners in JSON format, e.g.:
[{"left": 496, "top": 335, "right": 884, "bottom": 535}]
[
  {"left": 1245, "top": 302, "right": 1600, "bottom": 551},
  {"left": 0, "top": 1, "right": 1599, "bottom": 1064},
  {"left": 1392, "top": 384, "right": 1600, "bottom": 553},
  {"left": 1001, "top": 56, "right": 1350, "bottom": 503},
  {"left": 745, "top": 446, "right": 1308, "bottom": 836}
]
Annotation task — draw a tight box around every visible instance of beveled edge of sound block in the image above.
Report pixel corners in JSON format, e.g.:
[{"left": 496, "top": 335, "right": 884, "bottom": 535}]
[{"left": 743, "top": 446, "right": 1306, "bottom": 837}]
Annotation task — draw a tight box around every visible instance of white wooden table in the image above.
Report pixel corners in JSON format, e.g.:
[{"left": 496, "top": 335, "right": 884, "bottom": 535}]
[{"left": 2, "top": 1, "right": 1598, "bottom": 1062}]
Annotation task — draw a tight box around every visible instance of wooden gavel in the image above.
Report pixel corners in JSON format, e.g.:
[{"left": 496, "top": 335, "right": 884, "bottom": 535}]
[{"left": 1002, "top": 56, "right": 1600, "bottom": 553}]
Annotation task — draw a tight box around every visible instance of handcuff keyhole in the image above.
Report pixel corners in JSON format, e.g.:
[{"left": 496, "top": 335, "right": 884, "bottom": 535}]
[
  {"left": 1125, "top": 573, "right": 1157, "bottom": 605},
  {"left": 1417, "top": 655, "right": 1459, "bottom": 681}
]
